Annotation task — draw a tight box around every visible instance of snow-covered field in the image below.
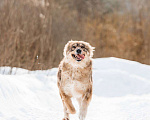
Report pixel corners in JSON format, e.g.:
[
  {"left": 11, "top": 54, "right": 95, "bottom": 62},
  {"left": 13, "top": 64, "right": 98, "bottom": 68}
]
[{"left": 0, "top": 57, "right": 150, "bottom": 120}]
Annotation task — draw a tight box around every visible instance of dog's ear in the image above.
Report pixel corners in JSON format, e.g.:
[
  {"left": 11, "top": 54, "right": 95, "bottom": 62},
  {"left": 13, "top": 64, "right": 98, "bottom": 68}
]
[
  {"left": 89, "top": 45, "right": 95, "bottom": 58},
  {"left": 63, "top": 40, "right": 73, "bottom": 57},
  {"left": 84, "top": 42, "right": 95, "bottom": 58}
]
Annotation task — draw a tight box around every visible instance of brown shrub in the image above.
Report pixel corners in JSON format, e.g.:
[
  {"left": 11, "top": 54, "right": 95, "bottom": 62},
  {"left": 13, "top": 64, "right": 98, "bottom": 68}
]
[{"left": 0, "top": 0, "right": 150, "bottom": 70}]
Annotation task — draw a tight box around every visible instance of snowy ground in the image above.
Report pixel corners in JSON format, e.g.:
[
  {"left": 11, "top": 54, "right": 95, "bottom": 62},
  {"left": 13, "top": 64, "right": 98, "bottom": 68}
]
[{"left": 0, "top": 57, "right": 150, "bottom": 120}]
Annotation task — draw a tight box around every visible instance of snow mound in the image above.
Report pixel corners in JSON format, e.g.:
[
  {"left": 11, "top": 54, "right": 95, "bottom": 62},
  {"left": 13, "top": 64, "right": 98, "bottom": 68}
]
[
  {"left": 0, "top": 57, "right": 150, "bottom": 120},
  {"left": 93, "top": 57, "right": 150, "bottom": 97}
]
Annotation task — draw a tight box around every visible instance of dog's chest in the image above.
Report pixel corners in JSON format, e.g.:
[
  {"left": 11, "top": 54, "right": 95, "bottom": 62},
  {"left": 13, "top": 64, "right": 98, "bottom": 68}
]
[
  {"left": 63, "top": 79, "right": 88, "bottom": 98},
  {"left": 61, "top": 63, "right": 91, "bottom": 97},
  {"left": 64, "top": 66, "right": 90, "bottom": 81}
]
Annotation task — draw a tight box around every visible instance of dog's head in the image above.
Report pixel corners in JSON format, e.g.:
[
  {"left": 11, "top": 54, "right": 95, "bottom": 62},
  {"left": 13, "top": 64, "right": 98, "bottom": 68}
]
[{"left": 63, "top": 40, "right": 94, "bottom": 62}]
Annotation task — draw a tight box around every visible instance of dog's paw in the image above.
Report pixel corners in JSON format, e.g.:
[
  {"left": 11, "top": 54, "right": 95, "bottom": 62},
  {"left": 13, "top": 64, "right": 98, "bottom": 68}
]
[
  {"left": 79, "top": 115, "right": 85, "bottom": 120},
  {"left": 62, "top": 117, "right": 69, "bottom": 120},
  {"left": 79, "top": 111, "right": 86, "bottom": 120}
]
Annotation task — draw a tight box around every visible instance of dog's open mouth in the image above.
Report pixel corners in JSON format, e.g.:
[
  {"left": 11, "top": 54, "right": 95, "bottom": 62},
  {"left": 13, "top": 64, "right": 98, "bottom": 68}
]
[{"left": 72, "top": 54, "right": 85, "bottom": 61}]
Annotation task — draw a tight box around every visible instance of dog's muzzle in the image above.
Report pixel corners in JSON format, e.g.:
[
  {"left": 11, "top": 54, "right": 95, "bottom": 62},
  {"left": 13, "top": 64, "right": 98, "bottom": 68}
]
[
  {"left": 76, "top": 49, "right": 82, "bottom": 54},
  {"left": 72, "top": 53, "right": 85, "bottom": 62}
]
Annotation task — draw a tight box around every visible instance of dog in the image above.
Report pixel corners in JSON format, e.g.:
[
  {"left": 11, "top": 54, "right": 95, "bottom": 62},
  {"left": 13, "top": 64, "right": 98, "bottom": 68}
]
[{"left": 57, "top": 40, "right": 94, "bottom": 120}]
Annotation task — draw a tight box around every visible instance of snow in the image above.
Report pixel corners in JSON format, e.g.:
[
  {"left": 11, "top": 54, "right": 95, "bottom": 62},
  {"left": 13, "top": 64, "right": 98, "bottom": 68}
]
[{"left": 0, "top": 57, "right": 150, "bottom": 120}]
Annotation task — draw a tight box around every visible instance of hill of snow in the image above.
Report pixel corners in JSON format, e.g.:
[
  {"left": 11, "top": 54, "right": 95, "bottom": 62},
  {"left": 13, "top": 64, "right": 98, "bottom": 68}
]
[{"left": 0, "top": 57, "right": 150, "bottom": 120}]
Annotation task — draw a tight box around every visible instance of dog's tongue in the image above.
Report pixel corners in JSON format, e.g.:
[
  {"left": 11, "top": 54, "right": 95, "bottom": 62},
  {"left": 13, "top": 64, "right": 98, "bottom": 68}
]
[{"left": 77, "top": 54, "right": 85, "bottom": 59}]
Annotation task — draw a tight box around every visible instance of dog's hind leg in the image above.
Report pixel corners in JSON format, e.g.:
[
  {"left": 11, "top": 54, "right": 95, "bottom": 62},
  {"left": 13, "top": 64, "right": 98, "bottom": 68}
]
[
  {"left": 62, "top": 100, "right": 69, "bottom": 120},
  {"left": 60, "top": 93, "right": 70, "bottom": 120}
]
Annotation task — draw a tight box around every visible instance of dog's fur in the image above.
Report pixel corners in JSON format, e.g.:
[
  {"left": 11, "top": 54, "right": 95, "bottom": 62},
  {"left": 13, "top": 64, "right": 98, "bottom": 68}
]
[{"left": 57, "top": 40, "right": 94, "bottom": 120}]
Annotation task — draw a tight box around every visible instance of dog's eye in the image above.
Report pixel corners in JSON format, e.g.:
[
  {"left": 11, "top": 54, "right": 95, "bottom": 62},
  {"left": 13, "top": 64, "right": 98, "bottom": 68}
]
[
  {"left": 72, "top": 46, "right": 76, "bottom": 48},
  {"left": 71, "top": 46, "right": 76, "bottom": 51},
  {"left": 81, "top": 46, "right": 85, "bottom": 48}
]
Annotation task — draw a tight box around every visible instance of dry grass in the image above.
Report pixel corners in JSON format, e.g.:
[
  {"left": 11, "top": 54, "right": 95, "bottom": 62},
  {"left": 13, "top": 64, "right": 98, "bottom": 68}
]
[
  {"left": 0, "top": 0, "right": 53, "bottom": 70},
  {"left": 0, "top": 0, "right": 150, "bottom": 70}
]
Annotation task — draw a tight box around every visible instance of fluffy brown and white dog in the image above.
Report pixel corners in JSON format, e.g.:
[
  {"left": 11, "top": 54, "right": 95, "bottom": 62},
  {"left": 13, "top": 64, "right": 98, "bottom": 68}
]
[{"left": 57, "top": 40, "right": 94, "bottom": 120}]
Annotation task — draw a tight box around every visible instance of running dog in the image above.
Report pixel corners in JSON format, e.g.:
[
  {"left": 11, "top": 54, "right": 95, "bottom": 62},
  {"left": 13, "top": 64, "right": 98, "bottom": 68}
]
[{"left": 57, "top": 40, "right": 94, "bottom": 120}]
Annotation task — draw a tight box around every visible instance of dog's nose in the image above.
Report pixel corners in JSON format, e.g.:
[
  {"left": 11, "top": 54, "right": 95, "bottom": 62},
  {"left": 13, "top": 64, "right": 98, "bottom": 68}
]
[{"left": 76, "top": 49, "right": 82, "bottom": 54}]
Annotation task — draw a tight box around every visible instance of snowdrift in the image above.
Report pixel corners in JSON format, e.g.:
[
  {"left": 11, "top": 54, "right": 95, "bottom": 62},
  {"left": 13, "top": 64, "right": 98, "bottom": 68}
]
[{"left": 0, "top": 57, "right": 150, "bottom": 120}]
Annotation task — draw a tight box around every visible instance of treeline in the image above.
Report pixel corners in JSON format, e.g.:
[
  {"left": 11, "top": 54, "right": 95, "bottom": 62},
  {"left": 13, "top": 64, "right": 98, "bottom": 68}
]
[{"left": 0, "top": 0, "right": 150, "bottom": 70}]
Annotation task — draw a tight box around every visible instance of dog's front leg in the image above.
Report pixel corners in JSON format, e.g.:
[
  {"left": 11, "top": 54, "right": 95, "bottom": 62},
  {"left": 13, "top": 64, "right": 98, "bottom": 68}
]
[
  {"left": 79, "top": 99, "right": 88, "bottom": 120},
  {"left": 78, "top": 88, "right": 92, "bottom": 120},
  {"left": 60, "top": 92, "right": 76, "bottom": 120}
]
